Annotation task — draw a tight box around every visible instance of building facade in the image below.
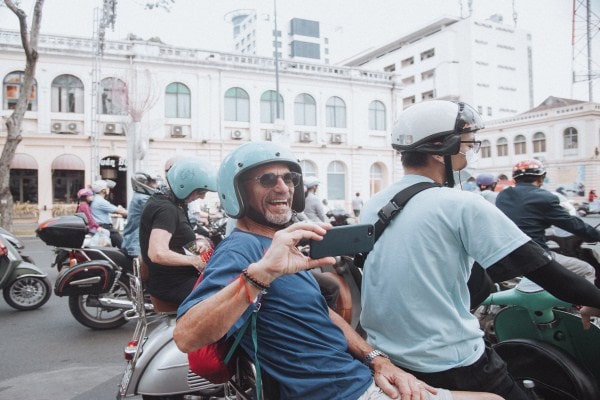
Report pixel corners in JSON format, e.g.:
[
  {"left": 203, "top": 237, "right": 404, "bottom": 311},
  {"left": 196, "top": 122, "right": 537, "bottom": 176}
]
[
  {"left": 475, "top": 96, "right": 600, "bottom": 196},
  {"left": 343, "top": 15, "right": 533, "bottom": 119},
  {"left": 0, "top": 29, "right": 400, "bottom": 223}
]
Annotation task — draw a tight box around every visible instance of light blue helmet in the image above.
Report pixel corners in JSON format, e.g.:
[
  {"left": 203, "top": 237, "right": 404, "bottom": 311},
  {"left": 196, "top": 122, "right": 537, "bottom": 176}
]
[
  {"left": 166, "top": 156, "right": 217, "bottom": 200},
  {"left": 218, "top": 142, "right": 304, "bottom": 218}
]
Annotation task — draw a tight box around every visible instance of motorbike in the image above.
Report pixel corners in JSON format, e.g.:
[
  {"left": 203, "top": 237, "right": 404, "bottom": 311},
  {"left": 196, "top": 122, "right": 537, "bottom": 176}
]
[
  {"left": 0, "top": 233, "right": 52, "bottom": 310},
  {"left": 117, "top": 249, "right": 364, "bottom": 399},
  {"left": 193, "top": 215, "right": 228, "bottom": 248},
  {"left": 475, "top": 278, "right": 600, "bottom": 399},
  {"left": 545, "top": 228, "right": 600, "bottom": 288},
  {"left": 576, "top": 200, "right": 600, "bottom": 217},
  {"left": 36, "top": 214, "right": 154, "bottom": 329},
  {"left": 326, "top": 207, "right": 354, "bottom": 226},
  {"left": 117, "top": 259, "right": 264, "bottom": 400}
]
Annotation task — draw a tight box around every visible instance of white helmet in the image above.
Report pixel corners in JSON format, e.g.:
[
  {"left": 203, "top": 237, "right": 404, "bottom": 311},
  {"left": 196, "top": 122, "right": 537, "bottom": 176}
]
[
  {"left": 391, "top": 100, "right": 484, "bottom": 155},
  {"left": 304, "top": 176, "right": 320, "bottom": 189}
]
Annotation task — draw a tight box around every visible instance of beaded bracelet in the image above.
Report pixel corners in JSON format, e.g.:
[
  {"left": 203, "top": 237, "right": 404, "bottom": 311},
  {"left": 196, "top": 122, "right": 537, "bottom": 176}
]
[{"left": 242, "top": 268, "right": 269, "bottom": 293}]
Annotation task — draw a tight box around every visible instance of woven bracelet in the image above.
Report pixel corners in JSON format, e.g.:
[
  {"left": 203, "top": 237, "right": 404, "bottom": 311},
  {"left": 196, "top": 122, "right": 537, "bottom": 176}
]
[{"left": 242, "top": 268, "right": 270, "bottom": 293}]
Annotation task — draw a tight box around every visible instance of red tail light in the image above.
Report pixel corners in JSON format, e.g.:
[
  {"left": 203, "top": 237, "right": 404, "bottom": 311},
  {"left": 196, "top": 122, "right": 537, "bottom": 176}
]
[{"left": 124, "top": 339, "right": 139, "bottom": 361}]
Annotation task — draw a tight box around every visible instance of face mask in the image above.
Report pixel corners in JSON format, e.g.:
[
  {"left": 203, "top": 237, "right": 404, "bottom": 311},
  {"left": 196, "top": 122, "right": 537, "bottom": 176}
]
[{"left": 460, "top": 148, "right": 479, "bottom": 168}]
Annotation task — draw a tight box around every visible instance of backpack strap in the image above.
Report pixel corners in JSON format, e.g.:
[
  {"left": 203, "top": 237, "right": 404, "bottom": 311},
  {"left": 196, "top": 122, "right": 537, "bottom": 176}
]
[
  {"left": 354, "top": 182, "right": 440, "bottom": 268},
  {"left": 373, "top": 181, "right": 440, "bottom": 242}
]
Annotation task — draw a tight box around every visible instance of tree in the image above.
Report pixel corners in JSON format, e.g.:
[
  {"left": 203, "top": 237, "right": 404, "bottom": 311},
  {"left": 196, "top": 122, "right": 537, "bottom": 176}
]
[{"left": 0, "top": 0, "right": 44, "bottom": 230}]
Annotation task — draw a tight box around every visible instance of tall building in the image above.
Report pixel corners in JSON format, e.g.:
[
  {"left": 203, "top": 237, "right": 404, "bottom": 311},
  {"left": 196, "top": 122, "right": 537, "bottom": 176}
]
[
  {"left": 343, "top": 15, "right": 533, "bottom": 119},
  {"left": 227, "top": 9, "right": 335, "bottom": 64}
]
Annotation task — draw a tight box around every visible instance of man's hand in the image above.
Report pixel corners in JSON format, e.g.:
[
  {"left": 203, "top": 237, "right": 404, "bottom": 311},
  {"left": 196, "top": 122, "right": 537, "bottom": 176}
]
[
  {"left": 250, "top": 222, "right": 336, "bottom": 283},
  {"left": 580, "top": 306, "right": 600, "bottom": 329},
  {"left": 371, "top": 357, "right": 438, "bottom": 400}
]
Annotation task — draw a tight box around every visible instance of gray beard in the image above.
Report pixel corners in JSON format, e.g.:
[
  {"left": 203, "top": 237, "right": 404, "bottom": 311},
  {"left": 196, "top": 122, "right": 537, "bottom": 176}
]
[{"left": 265, "top": 209, "right": 292, "bottom": 225}]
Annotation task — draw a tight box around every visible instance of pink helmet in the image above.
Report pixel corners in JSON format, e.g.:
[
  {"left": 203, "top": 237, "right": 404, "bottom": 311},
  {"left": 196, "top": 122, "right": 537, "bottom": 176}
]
[{"left": 77, "top": 188, "right": 94, "bottom": 199}]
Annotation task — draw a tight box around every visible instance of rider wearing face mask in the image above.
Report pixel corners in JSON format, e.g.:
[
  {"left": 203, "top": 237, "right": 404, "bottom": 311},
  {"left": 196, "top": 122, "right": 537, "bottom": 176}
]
[{"left": 360, "top": 100, "right": 600, "bottom": 400}]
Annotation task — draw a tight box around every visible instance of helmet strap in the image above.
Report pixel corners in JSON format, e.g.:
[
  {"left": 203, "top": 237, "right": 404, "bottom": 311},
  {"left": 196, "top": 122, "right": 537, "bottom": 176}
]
[
  {"left": 246, "top": 206, "right": 293, "bottom": 230},
  {"left": 444, "top": 155, "right": 455, "bottom": 187}
]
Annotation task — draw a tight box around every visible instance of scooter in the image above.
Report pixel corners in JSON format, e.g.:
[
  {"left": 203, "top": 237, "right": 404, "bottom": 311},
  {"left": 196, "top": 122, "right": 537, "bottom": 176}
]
[
  {"left": 117, "top": 254, "right": 364, "bottom": 399},
  {"left": 0, "top": 234, "right": 51, "bottom": 310},
  {"left": 577, "top": 200, "right": 600, "bottom": 217},
  {"left": 546, "top": 231, "right": 600, "bottom": 288},
  {"left": 36, "top": 214, "right": 154, "bottom": 329},
  {"left": 475, "top": 278, "right": 600, "bottom": 399}
]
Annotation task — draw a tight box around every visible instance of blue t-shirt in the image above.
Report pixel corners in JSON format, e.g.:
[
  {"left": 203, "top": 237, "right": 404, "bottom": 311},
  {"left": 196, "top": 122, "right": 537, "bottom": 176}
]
[
  {"left": 122, "top": 192, "right": 150, "bottom": 257},
  {"left": 360, "top": 175, "right": 530, "bottom": 373},
  {"left": 178, "top": 229, "right": 372, "bottom": 400}
]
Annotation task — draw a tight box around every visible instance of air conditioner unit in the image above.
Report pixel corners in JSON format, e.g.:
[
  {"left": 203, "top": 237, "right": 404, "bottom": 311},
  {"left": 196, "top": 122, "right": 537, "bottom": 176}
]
[
  {"left": 299, "top": 132, "right": 312, "bottom": 143},
  {"left": 104, "top": 123, "right": 124, "bottom": 135},
  {"left": 51, "top": 122, "right": 63, "bottom": 133},
  {"left": 171, "top": 125, "right": 185, "bottom": 137},
  {"left": 231, "top": 130, "right": 243, "bottom": 140},
  {"left": 105, "top": 123, "right": 117, "bottom": 133},
  {"left": 331, "top": 133, "right": 343, "bottom": 144},
  {"left": 66, "top": 122, "right": 79, "bottom": 133}
]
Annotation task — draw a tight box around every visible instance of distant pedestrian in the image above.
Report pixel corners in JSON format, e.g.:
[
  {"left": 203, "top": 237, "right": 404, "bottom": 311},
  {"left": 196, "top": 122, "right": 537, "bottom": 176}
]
[{"left": 351, "top": 192, "right": 363, "bottom": 219}]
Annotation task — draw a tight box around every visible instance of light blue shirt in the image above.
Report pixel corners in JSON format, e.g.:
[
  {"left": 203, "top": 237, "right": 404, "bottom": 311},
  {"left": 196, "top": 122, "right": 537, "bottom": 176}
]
[
  {"left": 122, "top": 192, "right": 150, "bottom": 257},
  {"left": 360, "top": 174, "right": 529, "bottom": 373},
  {"left": 90, "top": 194, "right": 118, "bottom": 225}
]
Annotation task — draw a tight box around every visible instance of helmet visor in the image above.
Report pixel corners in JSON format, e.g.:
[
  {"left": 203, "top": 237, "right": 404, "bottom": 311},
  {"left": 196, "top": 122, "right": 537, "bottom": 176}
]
[{"left": 455, "top": 102, "right": 485, "bottom": 133}]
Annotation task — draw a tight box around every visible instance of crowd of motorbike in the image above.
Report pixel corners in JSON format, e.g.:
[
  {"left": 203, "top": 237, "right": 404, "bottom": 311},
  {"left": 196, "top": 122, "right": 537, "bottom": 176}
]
[{"left": 1, "top": 200, "right": 600, "bottom": 399}]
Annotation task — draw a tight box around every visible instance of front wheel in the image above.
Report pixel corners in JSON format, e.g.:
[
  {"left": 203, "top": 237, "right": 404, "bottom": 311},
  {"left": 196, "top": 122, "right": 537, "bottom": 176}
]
[
  {"left": 577, "top": 208, "right": 588, "bottom": 217},
  {"left": 3, "top": 275, "right": 52, "bottom": 310},
  {"left": 68, "top": 279, "right": 130, "bottom": 329},
  {"left": 494, "top": 339, "right": 600, "bottom": 400}
]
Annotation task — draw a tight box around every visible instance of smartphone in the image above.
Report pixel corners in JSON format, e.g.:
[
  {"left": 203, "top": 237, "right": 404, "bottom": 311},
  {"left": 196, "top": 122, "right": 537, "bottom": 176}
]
[{"left": 309, "top": 224, "right": 374, "bottom": 259}]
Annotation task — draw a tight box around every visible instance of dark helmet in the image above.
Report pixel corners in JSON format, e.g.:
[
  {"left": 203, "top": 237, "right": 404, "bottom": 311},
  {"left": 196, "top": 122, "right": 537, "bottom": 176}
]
[
  {"left": 218, "top": 142, "right": 304, "bottom": 219},
  {"left": 391, "top": 100, "right": 484, "bottom": 155},
  {"left": 166, "top": 157, "right": 217, "bottom": 200},
  {"left": 512, "top": 159, "right": 546, "bottom": 179},
  {"left": 476, "top": 173, "right": 498, "bottom": 187},
  {"left": 131, "top": 172, "right": 158, "bottom": 195}
]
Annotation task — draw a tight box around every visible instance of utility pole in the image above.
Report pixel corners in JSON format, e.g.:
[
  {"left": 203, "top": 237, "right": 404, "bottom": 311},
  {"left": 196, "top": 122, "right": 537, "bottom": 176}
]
[
  {"left": 571, "top": 0, "right": 599, "bottom": 102},
  {"left": 90, "top": 0, "right": 117, "bottom": 181}
]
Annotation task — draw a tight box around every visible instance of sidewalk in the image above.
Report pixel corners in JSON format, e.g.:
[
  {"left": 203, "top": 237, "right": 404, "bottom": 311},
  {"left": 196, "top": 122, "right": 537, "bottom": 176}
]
[{"left": 11, "top": 217, "right": 39, "bottom": 237}]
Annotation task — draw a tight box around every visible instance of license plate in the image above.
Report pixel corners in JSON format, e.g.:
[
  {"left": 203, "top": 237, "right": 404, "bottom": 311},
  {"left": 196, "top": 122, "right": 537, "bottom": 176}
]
[{"left": 117, "top": 361, "right": 134, "bottom": 397}]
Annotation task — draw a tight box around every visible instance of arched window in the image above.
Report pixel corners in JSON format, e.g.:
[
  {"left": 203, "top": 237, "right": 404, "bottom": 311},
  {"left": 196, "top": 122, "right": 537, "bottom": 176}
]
[
  {"left": 326, "top": 96, "right": 346, "bottom": 128},
  {"left": 369, "top": 163, "right": 385, "bottom": 195},
  {"left": 294, "top": 93, "right": 316, "bottom": 126},
  {"left": 497, "top": 137, "right": 508, "bottom": 157},
  {"left": 3, "top": 71, "right": 37, "bottom": 111},
  {"left": 327, "top": 160, "right": 346, "bottom": 200},
  {"left": 300, "top": 160, "right": 317, "bottom": 177},
  {"left": 481, "top": 140, "right": 492, "bottom": 158},
  {"left": 533, "top": 132, "right": 546, "bottom": 153},
  {"left": 368, "top": 100, "right": 386, "bottom": 130},
  {"left": 165, "top": 82, "right": 190, "bottom": 118},
  {"left": 260, "top": 90, "right": 284, "bottom": 123},
  {"left": 224, "top": 87, "right": 250, "bottom": 122},
  {"left": 99, "top": 77, "right": 127, "bottom": 115},
  {"left": 514, "top": 134, "right": 526, "bottom": 155},
  {"left": 51, "top": 74, "right": 84, "bottom": 113},
  {"left": 563, "top": 127, "right": 578, "bottom": 150}
]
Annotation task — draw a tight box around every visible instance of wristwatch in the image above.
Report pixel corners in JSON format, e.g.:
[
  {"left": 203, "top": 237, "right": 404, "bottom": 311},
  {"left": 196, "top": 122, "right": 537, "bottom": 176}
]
[{"left": 364, "top": 349, "right": 390, "bottom": 368}]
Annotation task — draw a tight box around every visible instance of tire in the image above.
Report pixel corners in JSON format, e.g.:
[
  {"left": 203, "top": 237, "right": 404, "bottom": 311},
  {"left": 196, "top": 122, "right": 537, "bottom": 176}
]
[
  {"left": 494, "top": 339, "right": 600, "bottom": 400},
  {"left": 141, "top": 396, "right": 184, "bottom": 400},
  {"left": 3, "top": 275, "right": 52, "bottom": 310},
  {"left": 577, "top": 208, "right": 587, "bottom": 217},
  {"left": 68, "top": 278, "right": 130, "bottom": 330}
]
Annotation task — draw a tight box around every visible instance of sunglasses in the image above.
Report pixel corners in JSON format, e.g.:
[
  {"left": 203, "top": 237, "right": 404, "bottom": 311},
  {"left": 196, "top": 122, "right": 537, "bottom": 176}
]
[{"left": 246, "top": 171, "right": 302, "bottom": 188}]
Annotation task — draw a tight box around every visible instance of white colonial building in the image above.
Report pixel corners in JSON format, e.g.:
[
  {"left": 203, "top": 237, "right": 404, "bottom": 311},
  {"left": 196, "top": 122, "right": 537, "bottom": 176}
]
[{"left": 0, "top": 28, "right": 401, "bottom": 222}]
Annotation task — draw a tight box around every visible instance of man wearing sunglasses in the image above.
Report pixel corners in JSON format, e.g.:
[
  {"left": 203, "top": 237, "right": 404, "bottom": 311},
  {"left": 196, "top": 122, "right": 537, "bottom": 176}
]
[
  {"left": 359, "top": 100, "right": 600, "bottom": 399},
  {"left": 174, "top": 141, "right": 504, "bottom": 400}
]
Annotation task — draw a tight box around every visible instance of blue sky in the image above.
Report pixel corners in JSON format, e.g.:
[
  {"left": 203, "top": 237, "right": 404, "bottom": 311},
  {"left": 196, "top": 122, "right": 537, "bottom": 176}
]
[{"left": 2, "top": 0, "right": 598, "bottom": 104}]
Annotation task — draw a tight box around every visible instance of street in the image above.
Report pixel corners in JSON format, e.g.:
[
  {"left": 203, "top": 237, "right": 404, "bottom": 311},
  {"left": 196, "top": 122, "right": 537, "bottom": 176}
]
[{"left": 0, "top": 236, "right": 139, "bottom": 400}]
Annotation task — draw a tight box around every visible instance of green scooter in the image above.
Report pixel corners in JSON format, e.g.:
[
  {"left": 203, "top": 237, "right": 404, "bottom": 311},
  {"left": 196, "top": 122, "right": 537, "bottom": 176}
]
[
  {"left": 0, "top": 234, "right": 51, "bottom": 310},
  {"left": 478, "top": 278, "right": 600, "bottom": 399}
]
